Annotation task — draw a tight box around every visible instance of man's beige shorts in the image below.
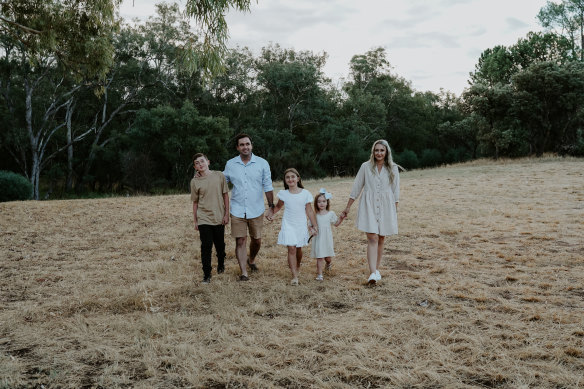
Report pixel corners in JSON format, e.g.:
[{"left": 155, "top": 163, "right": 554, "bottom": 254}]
[{"left": 230, "top": 215, "right": 264, "bottom": 239}]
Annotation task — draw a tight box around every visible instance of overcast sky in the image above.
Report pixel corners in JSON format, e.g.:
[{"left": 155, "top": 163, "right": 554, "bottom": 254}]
[{"left": 120, "top": 0, "right": 549, "bottom": 95}]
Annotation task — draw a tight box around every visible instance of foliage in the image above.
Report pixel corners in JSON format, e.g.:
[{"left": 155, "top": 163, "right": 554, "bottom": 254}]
[
  {"left": 538, "top": 0, "right": 584, "bottom": 61},
  {"left": 0, "top": 0, "right": 120, "bottom": 80},
  {"left": 0, "top": 170, "right": 32, "bottom": 202},
  {"left": 419, "top": 149, "right": 443, "bottom": 168},
  {"left": 395, "top": 149, "right": 419, "bottom": 170}
]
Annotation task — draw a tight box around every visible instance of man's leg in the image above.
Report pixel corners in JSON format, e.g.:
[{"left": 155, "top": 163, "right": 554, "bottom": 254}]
[
  {"left": 235, "top": 236, "right": 248, "bottom": 277},
  {"left": 231, "top": 216, "right": 249, "bottom": 279},
  {"left": 248, "top": 215, "right": 264, "bottom": 270},
  {"left": 249, "top": 237, "right": 261, "bottom": 264}
]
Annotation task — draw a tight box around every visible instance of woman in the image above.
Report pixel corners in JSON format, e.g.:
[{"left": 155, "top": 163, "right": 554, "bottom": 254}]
[{"left": 340, "top": 140, "right": 400, "bottom": 285}]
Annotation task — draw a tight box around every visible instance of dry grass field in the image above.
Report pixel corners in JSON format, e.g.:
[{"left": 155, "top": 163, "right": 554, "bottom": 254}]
[{"left": 1, "top": 157, "right": 583, "bottom": 388}]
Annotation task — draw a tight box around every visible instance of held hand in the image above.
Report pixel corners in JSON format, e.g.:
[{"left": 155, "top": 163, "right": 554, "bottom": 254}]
[
  {"left": 194, "top": 223, "right": 199, "bottom": 231},
  {"left": 311, "top": 226, "right": 318, "bottom": 236},
  {"left": 264, "top": 209, "right": 274, "bottom": 222}
]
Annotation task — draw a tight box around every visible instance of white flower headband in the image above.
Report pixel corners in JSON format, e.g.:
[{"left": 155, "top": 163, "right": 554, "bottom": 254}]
[{"left": 319, "top": 188, "right": 332, "bottom": 200}]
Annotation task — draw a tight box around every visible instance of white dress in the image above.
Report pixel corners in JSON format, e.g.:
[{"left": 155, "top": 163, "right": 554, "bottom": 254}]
[
  {"left": 349, "top": 162, "right": 400, "bottom": 236},
  {"left": 277, "top": 189, "right": 313, "bottom": 247},
  {"left": 310, "top": 211, "right": 338, "bottom": 258}
]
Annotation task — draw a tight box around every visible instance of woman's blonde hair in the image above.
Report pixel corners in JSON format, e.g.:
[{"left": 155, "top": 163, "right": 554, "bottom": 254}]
[
  {"left": 368, "top": 139, "right": 397, "bottom": 183},
  {"left": 283, "top": 168, "right": 304, "bottom": 189}
]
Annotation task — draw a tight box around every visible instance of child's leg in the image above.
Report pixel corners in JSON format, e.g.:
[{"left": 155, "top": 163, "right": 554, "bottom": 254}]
[
  {"left": 325, "top": 256, "right": 332, "bottom": 269},
  {"left": 296, "top": 247, "right": 302, "bottom": 268},
  {"left": 316, "top": 258, "right": 324, "bottom": 276},
  {"left": 288, "top": 246, "right": 298, "bottom": 279},
  {"left": 198, "top": 225, "right": 213, "bottom": 279},
  {"left": 211, "top": 225, "right": 226, "bottom": 271}
]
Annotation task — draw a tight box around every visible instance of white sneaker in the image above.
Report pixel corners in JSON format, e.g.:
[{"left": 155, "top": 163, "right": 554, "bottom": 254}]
[
  {"left": 375, "top": 270, "right": 381, "bottom": 281},
  {"left": 367, "top": 273, "right": 377, "bottom": 285},
  {"left": 315, "top": 275, "right": 323, "bottom": 281}
]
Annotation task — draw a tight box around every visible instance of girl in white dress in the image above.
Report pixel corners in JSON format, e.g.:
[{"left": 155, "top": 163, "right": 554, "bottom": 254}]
[
  {"left": 310, "top": 189, "right": 343, "bottom": 281},
  {"left": 340, "top": 140, "right": 400, "bottom": 285},
  {"left": 266, "top": 168, "right": 318, "bottom": 285}
]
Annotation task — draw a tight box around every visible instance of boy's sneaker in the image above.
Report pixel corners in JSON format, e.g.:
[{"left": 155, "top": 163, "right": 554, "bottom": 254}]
[
  {"left": 290, "top": 278, "right": 299, "bottom": 286},
  {"left": 217, "top": 266, "right": 225, "bottom": 274},
  {"left": 202, "top": 275, "right": 211, "bottom": 284},
  {"left": 325, "top": 263, "right": 332, "bottom": 272},
  {"left": 315, "top": 275, "right": 324, "bottom": 281}
]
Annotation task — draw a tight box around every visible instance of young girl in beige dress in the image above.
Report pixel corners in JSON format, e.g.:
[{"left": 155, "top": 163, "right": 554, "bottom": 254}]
[
  {"left": 310, "top": 189, "right": 343, "bottom": 281},
  {"left": 340, "top": 140, "right": 400, "bottom": 285}
]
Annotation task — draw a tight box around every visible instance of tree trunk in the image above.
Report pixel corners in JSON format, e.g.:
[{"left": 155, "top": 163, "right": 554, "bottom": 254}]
[
  {"left": 66, "top": 99, "right": 75, "bottom": 192},
  {"left": 25, "top": 78, "right": 41, "bottom": 200}
]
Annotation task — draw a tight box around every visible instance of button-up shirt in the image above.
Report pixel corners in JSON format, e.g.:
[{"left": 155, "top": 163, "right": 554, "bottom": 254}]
[{"left": 224, "top": 154, "right": 273, "bottom": 219}]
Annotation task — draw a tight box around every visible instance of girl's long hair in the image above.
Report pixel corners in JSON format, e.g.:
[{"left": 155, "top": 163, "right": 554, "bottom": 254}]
[
  {"left": 313, "top": 193, "right": 330, "bottom": 212},
  {"left": 368, "top": 139, "right": 399, "bottom": 184},
  {"left": 283, "top": 168, "right": 304, "bottom": 190}
]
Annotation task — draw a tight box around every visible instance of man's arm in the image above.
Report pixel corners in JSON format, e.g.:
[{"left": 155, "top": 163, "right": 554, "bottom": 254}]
[{"left": 265, "top": 190, "right": 274, "bottom": 209}]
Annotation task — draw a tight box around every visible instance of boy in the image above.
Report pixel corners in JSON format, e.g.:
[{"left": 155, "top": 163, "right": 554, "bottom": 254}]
[{"left": 191, "top": 153, "right": 229, "bottom": 283}]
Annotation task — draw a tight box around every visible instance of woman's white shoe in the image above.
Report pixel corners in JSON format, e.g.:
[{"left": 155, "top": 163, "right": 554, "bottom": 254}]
[{"left": 367, "top": 273, "right": 377, "bottom": 285}]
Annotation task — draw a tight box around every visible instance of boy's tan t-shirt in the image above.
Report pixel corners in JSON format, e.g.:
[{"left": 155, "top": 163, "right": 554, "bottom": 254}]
[{"left": 190, "top": 171, "right": 229, "bottom": 226}]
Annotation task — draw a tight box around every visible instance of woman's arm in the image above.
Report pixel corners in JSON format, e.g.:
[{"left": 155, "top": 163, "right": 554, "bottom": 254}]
[
  {"left": 341, "top": 163, "right": 366, "bottom": 218},
  {"left": 340, "top": 198, "right": 355, "bottom": 219}
]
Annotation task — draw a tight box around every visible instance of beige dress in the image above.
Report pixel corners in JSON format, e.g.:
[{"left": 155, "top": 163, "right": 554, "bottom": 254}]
[{"left": 349, "top": 162, "right": 400, "bottom": 236}]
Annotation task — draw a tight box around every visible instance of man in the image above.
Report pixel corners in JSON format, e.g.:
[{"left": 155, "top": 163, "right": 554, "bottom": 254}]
[{"left": 223, "top": 133, "right": 274, "bottom": 281}]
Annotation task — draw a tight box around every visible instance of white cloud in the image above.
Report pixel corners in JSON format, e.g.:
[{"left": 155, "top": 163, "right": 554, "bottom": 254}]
[{"left": 120, "top": 0, "right": 549, "bottom": 95}]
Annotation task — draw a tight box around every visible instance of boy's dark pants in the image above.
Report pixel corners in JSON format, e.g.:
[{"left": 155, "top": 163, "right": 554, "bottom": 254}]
[{"left": 198, "top": 224, "right": 226, "bottom": 277}]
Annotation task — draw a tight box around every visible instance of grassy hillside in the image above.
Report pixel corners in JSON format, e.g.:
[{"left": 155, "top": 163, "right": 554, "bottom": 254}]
[{"left": 1, "top": 157, "right": 583, "bottom": 388}]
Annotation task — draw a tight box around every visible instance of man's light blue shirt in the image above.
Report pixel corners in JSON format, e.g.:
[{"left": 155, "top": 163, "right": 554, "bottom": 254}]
[{"left": 224, "top": 154, "right": 273, "bottom": 219}]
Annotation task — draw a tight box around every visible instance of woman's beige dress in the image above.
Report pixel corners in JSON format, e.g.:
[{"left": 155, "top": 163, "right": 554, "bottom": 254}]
[{"left": 349, "top": 162, "right": 400, "bottom": 236}]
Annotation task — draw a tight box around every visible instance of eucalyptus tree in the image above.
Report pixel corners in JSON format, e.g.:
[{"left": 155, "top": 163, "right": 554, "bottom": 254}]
[{"left": 538, "top": 0, "right": 584, "bottom": 61}]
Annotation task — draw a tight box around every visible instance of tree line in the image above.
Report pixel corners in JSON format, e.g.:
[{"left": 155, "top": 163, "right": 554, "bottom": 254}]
[{"left": 1, "top": 1, "right": 583, "bottom": 200}]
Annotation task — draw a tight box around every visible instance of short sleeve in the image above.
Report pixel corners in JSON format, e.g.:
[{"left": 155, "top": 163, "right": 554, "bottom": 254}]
[
  {"left": 277, "top": 190, "right": 287, "bottom": 202},
  {"left": 190, "top": 178, "right": 198, "bottom": 202},
  {"left": 219, "top": 172, "right": 228, "bottom": 194},
  {"left": 329, "top": 212, "right": 338, "bottom": 224},
  {"left": 304, "top": 190, "right": 313, "bottom": 204}
]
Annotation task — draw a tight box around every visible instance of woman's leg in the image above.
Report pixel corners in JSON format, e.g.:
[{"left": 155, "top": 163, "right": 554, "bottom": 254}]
[
  {"left": 376, "top": 235, "right": 385, "bottom": 269},
  {"left": 366, "top": 233, "right": 379, "bottom": 274},
  {"left": 288, "top": 246, "right": 298, "bottom": 279}
]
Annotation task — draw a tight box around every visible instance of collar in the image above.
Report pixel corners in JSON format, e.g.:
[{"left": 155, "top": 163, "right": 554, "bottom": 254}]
[{"left": 237, "top": 153, "right": 256, "bottom": 165}]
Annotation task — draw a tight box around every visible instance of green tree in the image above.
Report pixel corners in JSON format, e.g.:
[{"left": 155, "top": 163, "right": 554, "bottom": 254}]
[
  {"left": 538, "top": 0, "right": 584, "bottom": 61},
  {"left": 512, "top": 61, "right": 584, "bottom": 155}
]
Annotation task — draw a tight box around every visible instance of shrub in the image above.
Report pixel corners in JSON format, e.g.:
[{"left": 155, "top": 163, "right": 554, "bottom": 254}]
[
  {"left": 419, "top": 148, "right": 443, "bottom": 168},
  {"left": 395, "top": 149, "right": 419, "bottom": 170},
  {"left": 0, "top": 171, "right": 32, "bottom": 202}
]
